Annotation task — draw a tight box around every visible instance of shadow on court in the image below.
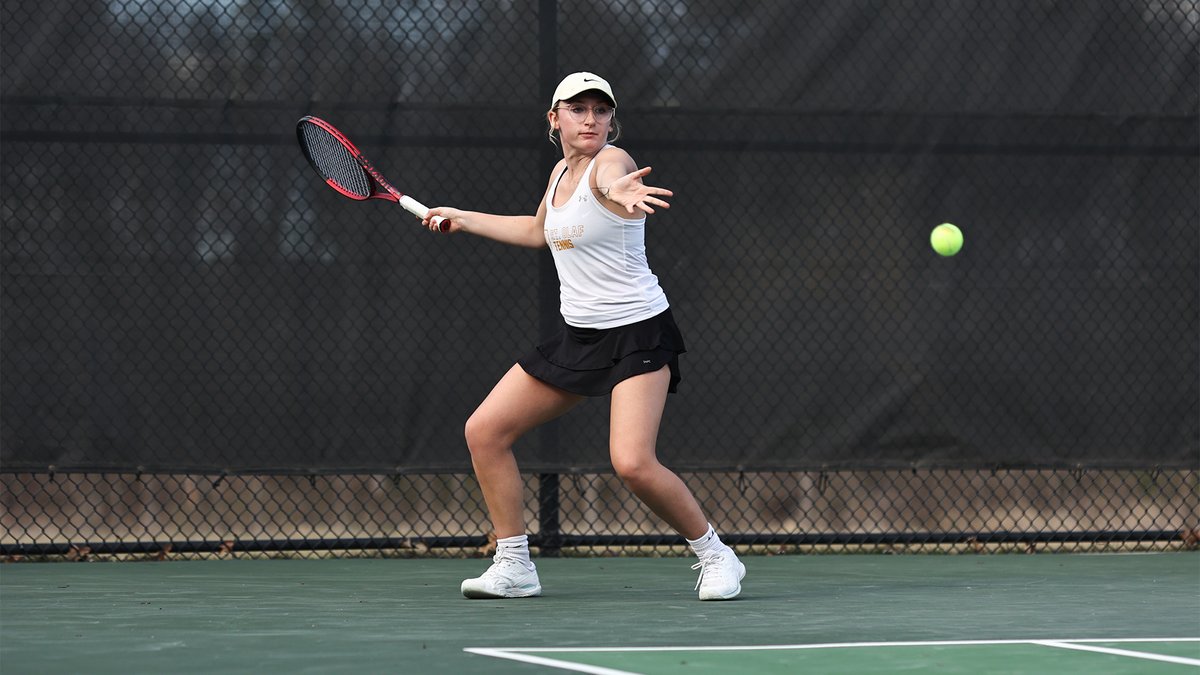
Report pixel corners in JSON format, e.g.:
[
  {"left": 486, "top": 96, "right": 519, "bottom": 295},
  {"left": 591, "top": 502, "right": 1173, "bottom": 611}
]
[{"left": 2, "top": 553, "right": 1197, "bottom": 673}]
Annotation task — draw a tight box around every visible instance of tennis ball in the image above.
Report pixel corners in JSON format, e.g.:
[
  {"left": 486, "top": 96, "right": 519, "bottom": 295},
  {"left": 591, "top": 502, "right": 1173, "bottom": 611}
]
[{"left": 930, "top": 223, "right": 963, "bottom": 257}]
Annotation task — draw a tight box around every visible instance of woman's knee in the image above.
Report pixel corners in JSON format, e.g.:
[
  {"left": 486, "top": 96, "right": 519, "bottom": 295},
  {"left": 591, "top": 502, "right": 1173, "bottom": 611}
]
[
  {"left": 464, "top": 412, "right": 507, "bottom": 458},
  {"left": 611, "top": 449, "right": 660, "bottom": 487}
]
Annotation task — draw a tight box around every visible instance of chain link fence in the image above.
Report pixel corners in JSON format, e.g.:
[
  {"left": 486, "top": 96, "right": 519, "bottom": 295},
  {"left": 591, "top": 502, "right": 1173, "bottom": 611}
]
[
  {"left": 2, "top": 1, "right": 1198, "bottom": 559},
  {"left": 2, "top": 469, "right": 1197, "bottom": 559}
]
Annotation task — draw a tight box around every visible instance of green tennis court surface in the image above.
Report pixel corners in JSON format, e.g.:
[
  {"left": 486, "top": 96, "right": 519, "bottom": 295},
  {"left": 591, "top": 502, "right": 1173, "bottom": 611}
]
[{"left": 2, "top": 553, "right": 1197, "bottom": 673}]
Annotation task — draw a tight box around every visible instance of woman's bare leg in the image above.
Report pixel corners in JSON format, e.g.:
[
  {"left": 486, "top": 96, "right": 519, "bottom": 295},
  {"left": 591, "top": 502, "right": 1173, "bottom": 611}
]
[
  {"left": 608, "top": 366, "right": 708, "bottom": 539},
  {"left": 464, "top": 364, "right": 583, "bottom": 538}
]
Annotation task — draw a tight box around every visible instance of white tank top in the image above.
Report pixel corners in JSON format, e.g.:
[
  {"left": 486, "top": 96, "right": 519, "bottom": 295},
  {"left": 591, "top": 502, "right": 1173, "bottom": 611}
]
[{"left": 543, "top": 151, "right": 670, "bottom": 329}]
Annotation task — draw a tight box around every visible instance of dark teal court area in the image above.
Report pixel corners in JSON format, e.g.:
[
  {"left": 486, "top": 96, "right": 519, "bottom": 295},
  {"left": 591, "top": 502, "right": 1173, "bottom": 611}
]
[{"left": 3, "top": 553, "right": 1197, "bottom": 673}]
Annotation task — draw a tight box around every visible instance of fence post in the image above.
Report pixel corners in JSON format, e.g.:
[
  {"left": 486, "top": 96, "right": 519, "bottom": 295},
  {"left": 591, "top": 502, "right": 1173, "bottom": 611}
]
[
  {"left": 535, "top": 0, "right": 563, "bottom": 558},
  {"left": 537, "top": 473, "right": 562, "bottom": 556}
]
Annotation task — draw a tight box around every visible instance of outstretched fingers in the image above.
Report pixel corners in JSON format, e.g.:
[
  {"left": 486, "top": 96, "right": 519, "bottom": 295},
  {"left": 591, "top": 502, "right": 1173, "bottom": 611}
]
[{"left": 614, "top": 166, "right": 673, "bottom": 215}]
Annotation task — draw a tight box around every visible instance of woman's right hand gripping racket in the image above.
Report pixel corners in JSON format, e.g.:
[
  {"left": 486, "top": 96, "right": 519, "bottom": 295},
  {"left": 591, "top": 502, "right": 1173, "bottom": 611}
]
[{"left": 296, "top": 116, "right": 448, "bottom": 232}]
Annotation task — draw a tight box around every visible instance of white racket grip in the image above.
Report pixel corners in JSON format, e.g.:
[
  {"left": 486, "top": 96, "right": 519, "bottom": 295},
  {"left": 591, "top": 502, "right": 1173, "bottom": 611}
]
[{"left": 398, "top": 195, "right": 448, "bottom": 232}]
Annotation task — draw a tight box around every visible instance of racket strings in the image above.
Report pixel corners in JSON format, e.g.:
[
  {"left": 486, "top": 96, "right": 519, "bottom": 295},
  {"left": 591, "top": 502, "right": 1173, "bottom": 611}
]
[{"left": 299, "top": 124, "right": 371, "bottom": 197}]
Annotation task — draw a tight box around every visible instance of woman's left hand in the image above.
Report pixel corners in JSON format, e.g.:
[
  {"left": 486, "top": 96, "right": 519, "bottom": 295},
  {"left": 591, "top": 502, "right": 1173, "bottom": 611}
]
[{"left": 604, "top": 166, "right": 673, "bottom": 215}]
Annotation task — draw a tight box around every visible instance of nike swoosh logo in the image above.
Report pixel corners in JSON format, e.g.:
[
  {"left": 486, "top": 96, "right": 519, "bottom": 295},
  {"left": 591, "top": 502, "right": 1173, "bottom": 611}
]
[{"left": 583, "top": 78, "right": 598, "bottom": 82}]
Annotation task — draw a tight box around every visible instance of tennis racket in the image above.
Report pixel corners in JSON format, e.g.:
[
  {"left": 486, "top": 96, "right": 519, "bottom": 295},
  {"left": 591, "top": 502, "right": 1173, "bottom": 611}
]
[{"left": 296, "top": 116, "right": 448, "bottom": 232}]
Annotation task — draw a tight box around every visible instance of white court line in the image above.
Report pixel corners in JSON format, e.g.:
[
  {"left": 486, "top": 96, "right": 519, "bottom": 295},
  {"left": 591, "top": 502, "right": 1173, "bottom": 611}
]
[
  {"left": 473, "top": 637, "right": 1200, "bottom": 653},
  {"left": 466, "top": 638, "right": 1200, "bottom": 673},
  {"left": 1033, "top": 640, "right": 1200, "bottom": 667},
  {"left": 463, "top": 648, "right": 641, "bottom": 675}
]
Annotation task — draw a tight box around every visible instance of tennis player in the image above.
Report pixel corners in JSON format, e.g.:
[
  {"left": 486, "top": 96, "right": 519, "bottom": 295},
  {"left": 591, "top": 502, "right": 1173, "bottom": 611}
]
[{"left": 423, "top": 72, "right": 745, "bottom": 601}]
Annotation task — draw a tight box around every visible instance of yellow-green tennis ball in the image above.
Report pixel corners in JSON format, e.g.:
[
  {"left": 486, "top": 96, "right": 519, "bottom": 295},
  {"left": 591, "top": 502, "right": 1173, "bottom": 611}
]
[{"left": 931, "top": 223, "right": 963, "bottom": 257}]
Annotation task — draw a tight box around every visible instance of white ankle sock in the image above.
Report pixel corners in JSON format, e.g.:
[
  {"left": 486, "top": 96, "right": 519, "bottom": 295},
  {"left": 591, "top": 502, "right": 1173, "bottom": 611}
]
[
  {"left": 496, "top": 534, "right": 534, "bottom": 569},
  {"left": 687, "top": 524, "right": 724, "bottom": 557}
]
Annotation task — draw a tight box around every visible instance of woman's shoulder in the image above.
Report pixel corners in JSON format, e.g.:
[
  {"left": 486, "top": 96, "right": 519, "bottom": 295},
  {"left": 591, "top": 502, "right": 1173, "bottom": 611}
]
[
  {"left": 544, "top": 157, "right": 568, "bottom": 182},
  {"left": 596, "top": 145, "right": 636, "bottom": 170}
]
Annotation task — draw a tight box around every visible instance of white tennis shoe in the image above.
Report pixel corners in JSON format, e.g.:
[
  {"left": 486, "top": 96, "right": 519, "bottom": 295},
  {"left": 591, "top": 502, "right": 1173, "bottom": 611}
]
[
  {"left": 461, "top": 551, "right": 542, "bottom": 599},
  {"left": 692, "top": 547, "right": 746, "bottom": 600}
]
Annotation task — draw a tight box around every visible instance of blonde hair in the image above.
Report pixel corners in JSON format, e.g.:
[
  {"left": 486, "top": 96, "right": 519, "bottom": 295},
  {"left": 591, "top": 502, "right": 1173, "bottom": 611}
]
[{"left": 546, "top": 104, "right": 622, "bottom": 147}]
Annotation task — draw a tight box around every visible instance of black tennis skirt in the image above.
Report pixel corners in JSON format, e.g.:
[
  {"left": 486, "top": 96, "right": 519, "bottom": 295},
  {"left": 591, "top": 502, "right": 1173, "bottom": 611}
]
[{"left": 518, "top": 308, "right": 686, "bottom": 397}]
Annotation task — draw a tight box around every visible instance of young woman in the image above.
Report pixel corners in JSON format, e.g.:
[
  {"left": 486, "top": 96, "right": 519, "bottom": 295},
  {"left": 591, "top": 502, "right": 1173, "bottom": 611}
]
[{"left": 423, "top": 72, "right": 745, "bottom": 601}]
